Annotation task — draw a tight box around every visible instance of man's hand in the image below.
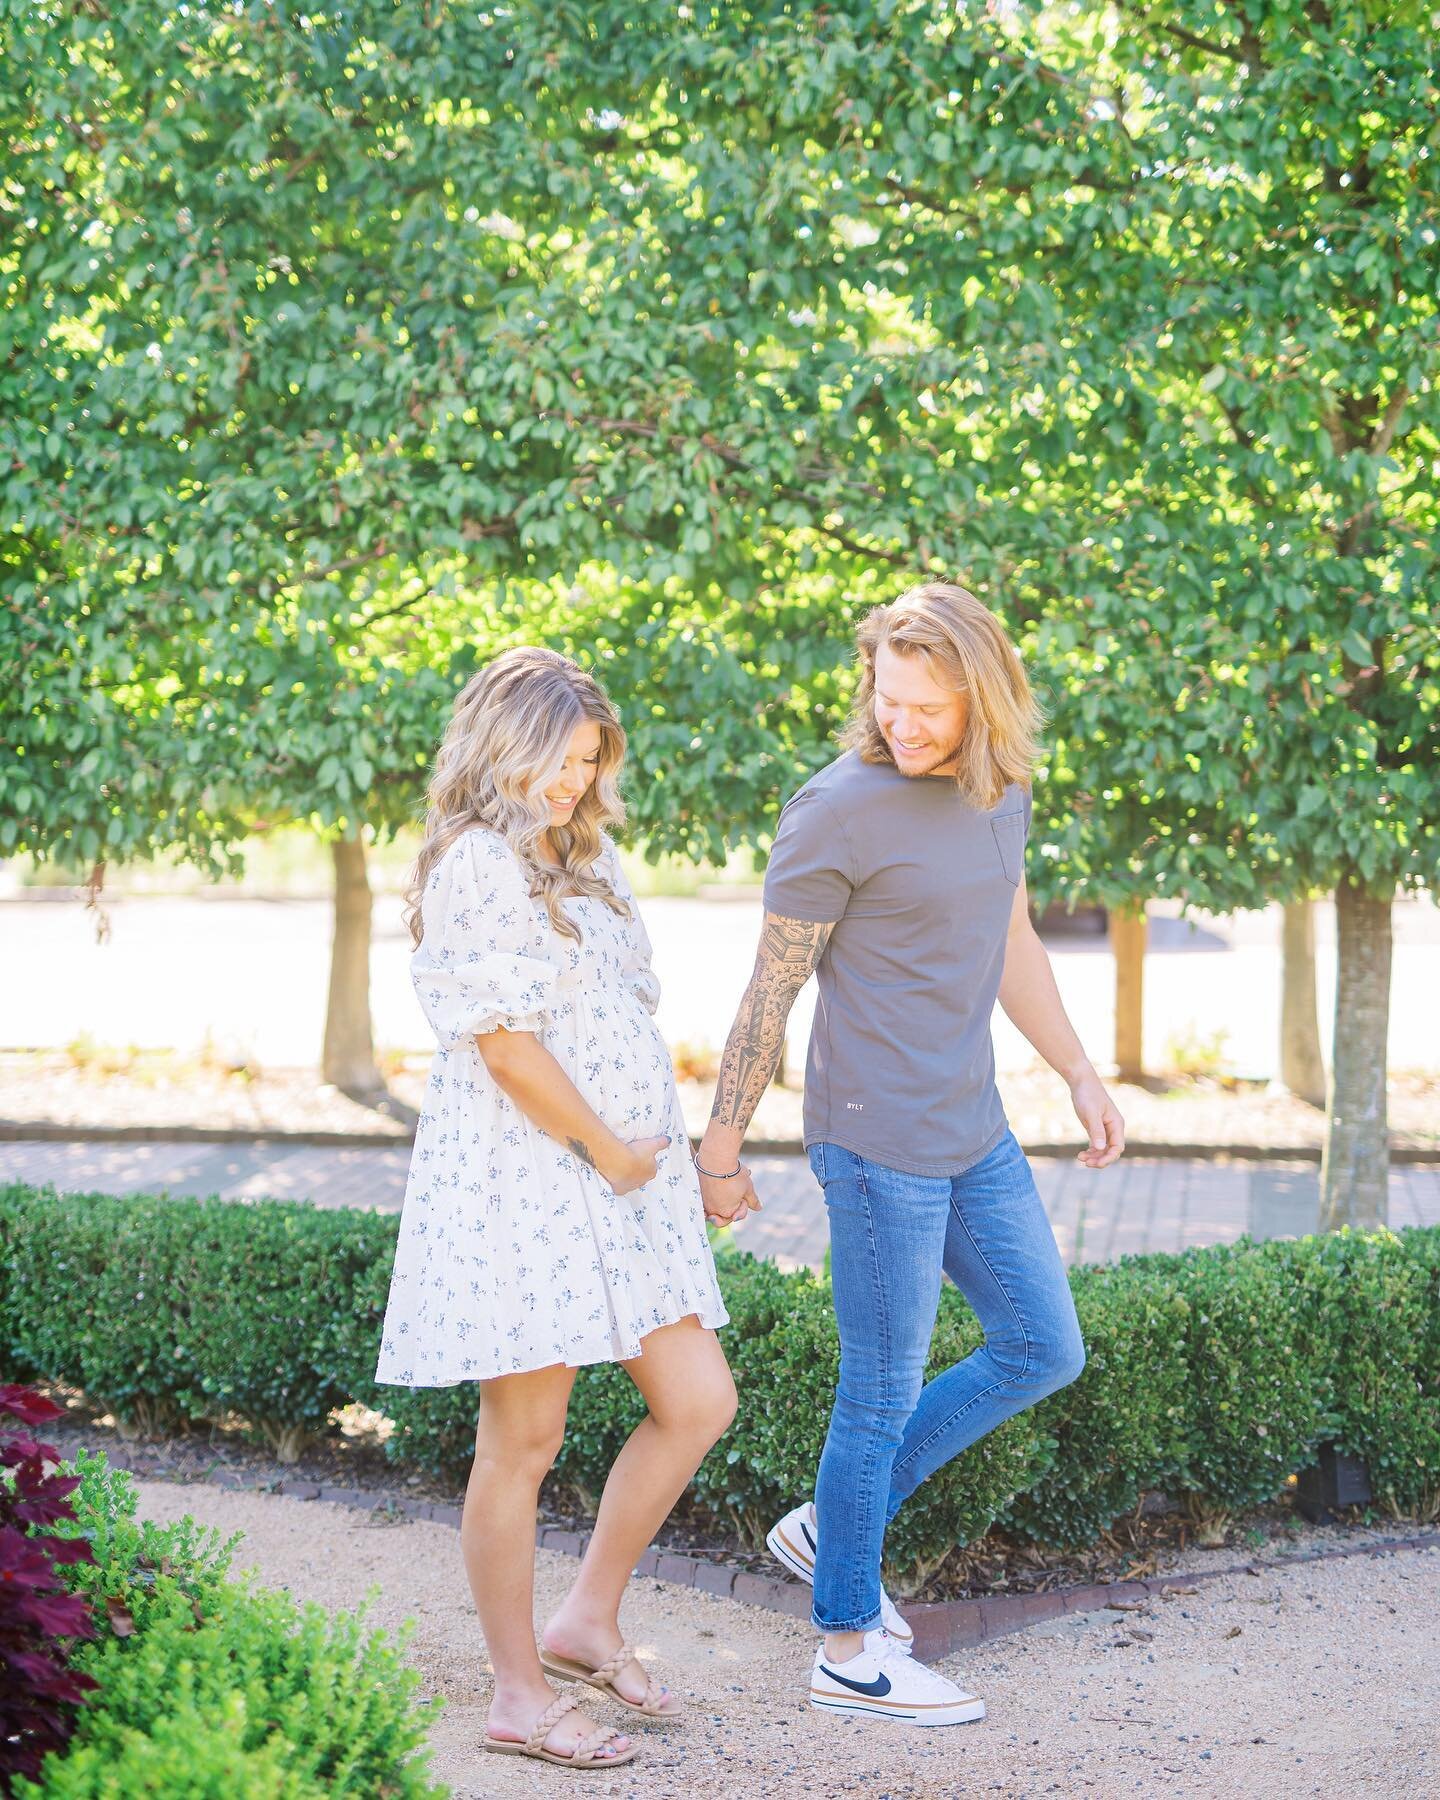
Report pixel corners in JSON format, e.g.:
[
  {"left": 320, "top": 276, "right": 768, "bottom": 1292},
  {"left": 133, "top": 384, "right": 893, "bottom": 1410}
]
[
  {"left": 698, "top": 912, "right": 833, "bottom": 1228},
  {"left": 1070, "top": 1068, "right": 1125, "bottom": 1169},
  {"left": 697, "top": 1153, "right": 761, "bottom": 1225}
]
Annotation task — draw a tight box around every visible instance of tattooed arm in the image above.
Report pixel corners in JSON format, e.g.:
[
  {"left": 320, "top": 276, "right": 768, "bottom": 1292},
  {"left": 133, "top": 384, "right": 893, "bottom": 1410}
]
[
  {"left": 476, "top": 1029, "right": 666, "bottom": 1197},
  {"left": 696, "top": 913, "right": 835, "bottom": 1223}
]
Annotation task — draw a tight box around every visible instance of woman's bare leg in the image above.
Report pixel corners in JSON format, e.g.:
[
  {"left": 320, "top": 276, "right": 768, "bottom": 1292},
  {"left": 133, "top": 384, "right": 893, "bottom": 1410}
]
[
  {"left": 542, "top": 1317, "right": 737, "bottom": 1707},
  {"left": 466, "top": 1362, "right": 630, "bottom": 1760}
]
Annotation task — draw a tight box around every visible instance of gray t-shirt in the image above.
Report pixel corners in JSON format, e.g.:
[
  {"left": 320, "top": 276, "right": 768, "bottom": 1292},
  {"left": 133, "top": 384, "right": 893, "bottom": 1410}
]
[{"left": 762, "top": 749, "right": 1031, "bottom": 1177}]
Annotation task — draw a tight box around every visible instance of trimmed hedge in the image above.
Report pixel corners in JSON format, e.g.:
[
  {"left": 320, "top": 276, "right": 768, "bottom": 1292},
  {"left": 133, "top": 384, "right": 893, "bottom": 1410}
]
[
  {"left": 3, "top": 1183, "right": 1438, "bottom": 1585},
  {"left": 11, "top": 1447, "right": 444, "bottom": 1797}
]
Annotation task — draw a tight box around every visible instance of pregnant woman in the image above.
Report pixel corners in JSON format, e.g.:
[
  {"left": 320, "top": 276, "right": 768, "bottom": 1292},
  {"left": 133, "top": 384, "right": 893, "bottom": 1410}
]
[{"left": 376, "top": 647, "right": 735, "bottom": 1773}]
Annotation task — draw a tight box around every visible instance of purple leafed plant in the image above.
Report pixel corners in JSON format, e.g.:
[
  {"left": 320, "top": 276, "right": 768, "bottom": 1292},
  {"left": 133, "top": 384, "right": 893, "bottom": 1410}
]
[{"left": 0, "top": 1384, "right": 99, "bottom": 1792}]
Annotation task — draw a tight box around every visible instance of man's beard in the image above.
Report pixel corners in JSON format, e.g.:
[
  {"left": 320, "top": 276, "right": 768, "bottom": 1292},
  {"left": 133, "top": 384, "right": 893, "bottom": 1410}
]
[{"left": 886, "top": 728, "right": 964, "bottom": 778}]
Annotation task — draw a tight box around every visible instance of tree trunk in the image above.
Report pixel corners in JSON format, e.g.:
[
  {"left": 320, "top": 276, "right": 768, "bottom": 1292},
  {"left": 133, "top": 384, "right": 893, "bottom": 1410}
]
[
  {"left": 322, "top": 832, "right": 382, "bottom": 1096},
  {"left": 1109, "top": 904, "right": 1147, "bottom": 1082},
  {"left": 1318, "top": 874, "right": 1392, "bottom": 1231},
  {"left": 1279, "top": 899, "right": 1327, "bottom": 1106}
]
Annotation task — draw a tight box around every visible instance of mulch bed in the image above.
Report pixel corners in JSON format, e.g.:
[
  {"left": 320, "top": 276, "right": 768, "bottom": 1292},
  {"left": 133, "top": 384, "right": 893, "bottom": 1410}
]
[{"left": 31, "top": 1385, "right": 1423, "bottom": 1610}]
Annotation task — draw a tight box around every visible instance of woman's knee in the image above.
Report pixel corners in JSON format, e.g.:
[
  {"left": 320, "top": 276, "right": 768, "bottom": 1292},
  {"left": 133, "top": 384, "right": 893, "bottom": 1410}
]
[
  {"left": 831, "top": 1367, "right": 924, "bottom": 1444},
  {"left": 680, "top": 1360, "right": 738, "bottom": 1447},
  {"left": 475, "top": 1404, "right": 567, "bottom": 1478},
  {"left": 708, "top": 1368, "right": 740, "bottom": 1440},
  {"left": 656, "top": 1366, "right": 738, "bottom": 1446}
]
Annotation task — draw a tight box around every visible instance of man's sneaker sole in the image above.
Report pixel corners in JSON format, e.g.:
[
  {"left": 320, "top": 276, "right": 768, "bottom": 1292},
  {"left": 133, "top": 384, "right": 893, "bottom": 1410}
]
[
  {"left": 766, "top": 1517, "right": 816, "bottom": 1584},
  {"left": 809, "top": 1686, "right": 985, "bottom": 1727},
  {"left": 767, "top": 1509, "right": 916, "bottom": 1651}
]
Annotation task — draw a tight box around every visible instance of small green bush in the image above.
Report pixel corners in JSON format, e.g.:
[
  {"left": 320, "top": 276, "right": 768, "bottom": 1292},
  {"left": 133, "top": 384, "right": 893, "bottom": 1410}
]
[
  {"left": 1164, "top": 1239, "right": 1328, "bottom": 1511},
  {"left": 0, "top": 1187, "right": 396, "bottom": 1457},
  {"left": 687, "top": 1255, "right": 838, "bottom": 1541},
  {"left": 1273, "top": 1229, "right": 1440, "bottom": 1518},
  {"left": 1003, "top": 1256, "right": 1191, "bottom": 1547},
  {"left": 5, "top": 1181, "right": 1439, "bottom": 1583},
  {"left": 13, "top": 1450, "right": 444, "bottom": 1799},
  {"left": 883, "top": 1287, "right": 1050, "bottom": 1583}
]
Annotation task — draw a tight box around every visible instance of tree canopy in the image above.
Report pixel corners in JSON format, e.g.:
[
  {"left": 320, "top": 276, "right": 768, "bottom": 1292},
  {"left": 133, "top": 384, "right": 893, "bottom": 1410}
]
[{"left": 6, "top": 0, "right": 1434, "bottom": 907}]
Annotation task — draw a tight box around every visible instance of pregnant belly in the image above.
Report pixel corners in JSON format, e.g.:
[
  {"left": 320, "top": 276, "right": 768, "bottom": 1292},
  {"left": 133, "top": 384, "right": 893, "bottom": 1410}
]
[{"left": 555, "top": 997, "right": 675, "bottom": 1141}]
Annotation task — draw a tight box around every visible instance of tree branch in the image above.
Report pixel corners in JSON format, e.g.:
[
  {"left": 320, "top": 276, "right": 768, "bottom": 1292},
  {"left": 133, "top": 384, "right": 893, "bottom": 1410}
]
[
  {"left": 1370, "top": 384, "right": 1408, "bottom": 458},
  {"left": 269, "top": 545, "right": 393, "bottom": 596},
  {"left": 1156, "top": 23, "right": 1251, "bottom": 65}
]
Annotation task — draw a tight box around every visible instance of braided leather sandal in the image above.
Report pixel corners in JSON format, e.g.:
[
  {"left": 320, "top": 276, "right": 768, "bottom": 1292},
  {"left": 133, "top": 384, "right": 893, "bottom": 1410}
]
[
  {"left": 539, "top": 1640, "right": 683, "bottom": 1719},
  {"left": 483, "top": 1690, "right": 637, "bottom": 1768}
]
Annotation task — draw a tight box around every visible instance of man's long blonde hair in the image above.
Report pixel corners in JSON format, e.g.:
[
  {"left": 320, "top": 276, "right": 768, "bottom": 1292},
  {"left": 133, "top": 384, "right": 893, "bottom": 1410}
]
[
  {"left": 403, "top": 647, "right": 630, "bottom": 948},
  {"left": 840, "top": 582, "right": 1042, "bottom": 810}
]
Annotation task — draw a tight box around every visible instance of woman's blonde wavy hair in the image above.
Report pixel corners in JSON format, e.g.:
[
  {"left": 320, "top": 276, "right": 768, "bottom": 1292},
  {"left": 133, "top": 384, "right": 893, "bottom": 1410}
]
[
  {"left": 840, "top": 582, "right": 1043, "bottom": 810},
  {"left": 403, "top": 647, "right": 631, "bottom": 949}
]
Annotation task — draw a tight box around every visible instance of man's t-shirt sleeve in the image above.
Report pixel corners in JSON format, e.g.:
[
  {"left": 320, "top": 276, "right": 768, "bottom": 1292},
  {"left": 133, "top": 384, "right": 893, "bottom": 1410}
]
[{"left": 762, "top": 786, "right": 854, "bottom": 923}]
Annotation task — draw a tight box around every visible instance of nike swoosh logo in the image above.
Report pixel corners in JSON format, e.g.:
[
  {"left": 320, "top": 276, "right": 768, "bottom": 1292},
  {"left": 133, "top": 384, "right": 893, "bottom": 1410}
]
[{"left": 819, "top": 1666, "right": 892, "bottom": 1698}]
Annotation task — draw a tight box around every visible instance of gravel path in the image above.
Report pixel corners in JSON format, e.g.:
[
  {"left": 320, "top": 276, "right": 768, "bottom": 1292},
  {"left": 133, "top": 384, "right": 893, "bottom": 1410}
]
[{"left": 132, "top": 1480, "right": 1436, "bottom": 1798}]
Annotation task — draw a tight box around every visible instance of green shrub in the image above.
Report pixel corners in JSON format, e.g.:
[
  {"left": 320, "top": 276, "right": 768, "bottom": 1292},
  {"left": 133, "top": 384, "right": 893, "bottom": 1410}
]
[
  {"left": 23, "top": 1695, "right": 328, "bottom": 1799},
  {"left": 1403, "top": 1225, "right": 1440, "bottom": 1519},
  {"left": 374, "top": 1385, "right": 480, "bottom": 1489},
  {"left": 5, "top": 1181, "right": 1440, "bottom": 1584},
  {"left": 1273, "top": 1229, "right": 1440, "bottom": 1518},
  {"left": 0, "top": 1186, "right": 398, "bottom": 1457},
  {"left": 687, "top": 1255, "right": 836, "bottom": 1541},
  {"left": 14, "top": 1451, "right": 444, "bottom": 1799},
  {"left": 1166, "top": 1238, "right": 1328, "bottom": 1511},
  {"left": 882, "top": 1286, "right": 1051, "bottom": 1585},
  {"left": 1003, "top": 1256, "right": 1191, "bottom": 1547}
]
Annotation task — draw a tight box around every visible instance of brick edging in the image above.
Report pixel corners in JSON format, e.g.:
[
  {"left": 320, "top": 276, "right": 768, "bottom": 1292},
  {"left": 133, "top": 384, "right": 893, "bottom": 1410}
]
[
  {"left": 5, "top": 1120, "right": 1439, "bottom": 1164},
  {"left": 101, "top": 1446, "right": 1440, "bottom": 1655}
]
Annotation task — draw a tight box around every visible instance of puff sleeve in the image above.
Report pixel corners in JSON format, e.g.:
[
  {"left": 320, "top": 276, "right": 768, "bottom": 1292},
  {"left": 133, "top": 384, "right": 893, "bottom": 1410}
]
[
  {"left": 601, "top": 837, "right": 662, "bottom": 1016},
  {"left": 411, "top": 830, "right": 559, "bottom": 1051}
]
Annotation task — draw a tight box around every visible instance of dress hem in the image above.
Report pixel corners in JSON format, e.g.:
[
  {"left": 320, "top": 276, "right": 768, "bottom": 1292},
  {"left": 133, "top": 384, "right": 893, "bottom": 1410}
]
[{"left": 374, "top": 1299, "right": 731, "bottom": 1390}]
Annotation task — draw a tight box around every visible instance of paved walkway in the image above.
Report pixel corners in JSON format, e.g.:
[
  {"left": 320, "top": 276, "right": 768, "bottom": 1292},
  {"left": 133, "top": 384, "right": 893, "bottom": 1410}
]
[{"left": 7, "top": 1139, "right": 1437, "bottom": 1271}]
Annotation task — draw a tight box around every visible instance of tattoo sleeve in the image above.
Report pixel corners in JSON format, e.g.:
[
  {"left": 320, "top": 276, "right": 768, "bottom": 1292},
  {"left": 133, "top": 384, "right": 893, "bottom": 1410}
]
[{"left": 710, "top": 914, "right": 834, "bottom": 1136}]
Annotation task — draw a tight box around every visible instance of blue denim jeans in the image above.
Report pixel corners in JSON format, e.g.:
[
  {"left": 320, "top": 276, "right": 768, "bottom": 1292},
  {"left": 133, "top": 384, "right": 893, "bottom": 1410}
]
[{"left": 808, "top": 1130, "right": 1085, "bottom": 1633}]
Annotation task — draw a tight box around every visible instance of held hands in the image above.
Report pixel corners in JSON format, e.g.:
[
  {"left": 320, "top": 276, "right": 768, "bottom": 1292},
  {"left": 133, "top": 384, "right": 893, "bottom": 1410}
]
[
  {"left": 695, "top": 1127, "right": 762, "bottom": 1226},
  {"left": 1070, "top": 1067, "right": 1126, "bottom": 1169}
]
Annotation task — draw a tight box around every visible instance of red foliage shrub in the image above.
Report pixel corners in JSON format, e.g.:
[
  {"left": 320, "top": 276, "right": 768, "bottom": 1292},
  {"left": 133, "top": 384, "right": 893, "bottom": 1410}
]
[{"left": 0, "top": 1385, "right": 99, "bottom": 1792}]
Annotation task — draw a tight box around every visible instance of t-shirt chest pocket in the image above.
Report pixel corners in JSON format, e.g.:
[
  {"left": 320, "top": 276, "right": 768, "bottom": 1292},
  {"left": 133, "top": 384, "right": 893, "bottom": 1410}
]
[{"left": 990, "top": 811, "right": 1027, "bottom": 886}]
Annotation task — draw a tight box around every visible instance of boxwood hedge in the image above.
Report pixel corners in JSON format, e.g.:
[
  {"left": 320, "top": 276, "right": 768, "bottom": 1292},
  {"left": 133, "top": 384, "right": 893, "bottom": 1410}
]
[
  {"left": 11, "top": 1446, "right": 443, "bottom": 1797},
  {"left": 3, "top": 1182, "right": 1437, "bottom": 1585}
]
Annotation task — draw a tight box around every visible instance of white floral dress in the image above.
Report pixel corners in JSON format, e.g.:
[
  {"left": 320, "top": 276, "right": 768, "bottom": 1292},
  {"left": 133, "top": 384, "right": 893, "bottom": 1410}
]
[{"left": 375, "top": 827, "right": 728, "bottom": 1386}]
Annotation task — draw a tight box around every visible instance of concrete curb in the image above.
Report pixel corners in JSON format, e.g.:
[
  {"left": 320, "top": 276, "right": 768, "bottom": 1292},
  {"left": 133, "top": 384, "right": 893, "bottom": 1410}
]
[
  {"left": 5, "top": 1120, "right": 1438, "bottom": 1165},
  {"left": 98, "top": 1446, "right": 1440, "bottom": 1656}
]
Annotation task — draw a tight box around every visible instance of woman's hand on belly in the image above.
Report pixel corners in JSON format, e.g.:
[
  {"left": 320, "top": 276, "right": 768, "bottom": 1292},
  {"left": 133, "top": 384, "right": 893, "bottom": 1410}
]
[{"left": 599, "top": 1134, "right": 670, "bottom": 1197}]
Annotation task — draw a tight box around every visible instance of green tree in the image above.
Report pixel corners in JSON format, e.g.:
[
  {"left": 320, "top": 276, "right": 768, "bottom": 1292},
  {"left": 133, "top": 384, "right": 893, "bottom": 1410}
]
[
  {"left": 0, "top": 2, "right": 845, "bottom": 1080},
  {"left": 6, "top": 1, "right": 1435, "bottom": 1226},
  {"left": 493, "top": 0, "right": 1438, "bottom": 1220}
]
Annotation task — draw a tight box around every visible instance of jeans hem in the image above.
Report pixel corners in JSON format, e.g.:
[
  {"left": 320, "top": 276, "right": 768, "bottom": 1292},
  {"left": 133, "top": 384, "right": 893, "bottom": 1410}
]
[{"left": 811, "top": 1607, "right": 884, "bottom": 1635}]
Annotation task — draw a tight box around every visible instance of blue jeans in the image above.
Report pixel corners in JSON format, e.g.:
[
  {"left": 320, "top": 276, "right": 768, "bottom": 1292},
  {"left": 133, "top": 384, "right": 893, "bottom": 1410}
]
[{"left": 808, "top": 1131, "right": 1085, "bottom": 1633}]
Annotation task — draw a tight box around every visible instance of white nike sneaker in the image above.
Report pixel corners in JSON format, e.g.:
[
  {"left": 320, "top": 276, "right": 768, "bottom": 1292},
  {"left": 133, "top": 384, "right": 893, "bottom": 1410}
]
[
  {"left": 810, "top": 1635, "right": 985, "bottom": 1727},
  {"left": 766, "top": 1500, "right": 915, "bottom": 1653}
]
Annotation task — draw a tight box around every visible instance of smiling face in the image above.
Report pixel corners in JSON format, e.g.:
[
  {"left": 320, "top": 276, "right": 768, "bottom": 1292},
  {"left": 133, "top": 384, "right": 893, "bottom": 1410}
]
[
  {"left": 540, "top": 719, "right": 603, "bottom": 825},
  {"left": 872, "top": 640, "right": 970, "bottom": 777}
]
